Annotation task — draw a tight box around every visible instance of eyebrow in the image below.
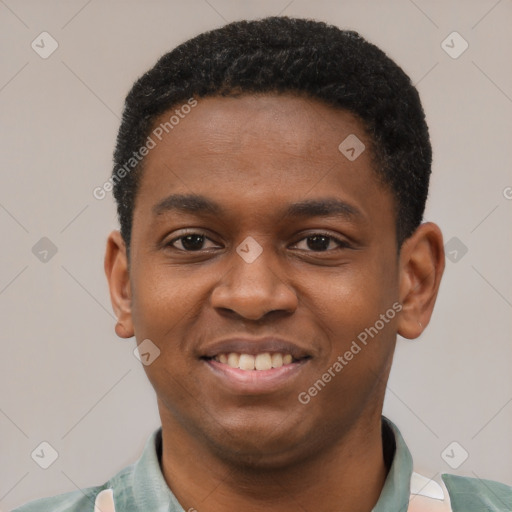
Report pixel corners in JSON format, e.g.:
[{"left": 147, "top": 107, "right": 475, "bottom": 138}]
[
  {"left": 153, "top": 194, "right": 222, "bottom": 217},
  {"left": 152, "top": 193, "right": 362, "bottom": 221}
]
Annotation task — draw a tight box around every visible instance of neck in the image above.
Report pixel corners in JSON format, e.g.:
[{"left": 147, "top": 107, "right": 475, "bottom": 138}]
[{"left": 159, "top": 412, "right": 389, "bottom": 512}]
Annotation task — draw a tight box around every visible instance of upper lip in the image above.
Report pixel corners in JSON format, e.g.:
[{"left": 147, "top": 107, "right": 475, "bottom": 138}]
[{"left": 200, "top": 337, "right": 312, "bottom": 360}]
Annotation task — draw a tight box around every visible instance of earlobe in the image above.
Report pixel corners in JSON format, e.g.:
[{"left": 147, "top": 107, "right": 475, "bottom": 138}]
[
  {"left": 104, "top": 230, "right": 134, "bottom": 339},
  {"left": 396, "top": 223, "right": 445, "bottom": 340}
]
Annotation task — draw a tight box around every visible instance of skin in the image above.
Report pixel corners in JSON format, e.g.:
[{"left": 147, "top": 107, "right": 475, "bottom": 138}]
[{"left": 105, "top": 94, "right": 445, "bottom": 512}]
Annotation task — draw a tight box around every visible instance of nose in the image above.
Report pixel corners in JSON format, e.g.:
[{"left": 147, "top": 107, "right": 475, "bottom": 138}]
[{"left": 210, "top": 241, "right": 298, "bottom": 321}]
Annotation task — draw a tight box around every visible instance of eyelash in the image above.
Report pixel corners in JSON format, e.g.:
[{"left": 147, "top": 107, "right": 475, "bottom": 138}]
[{"left": 166, "top": 231, "right": 350, "bottom": 252}]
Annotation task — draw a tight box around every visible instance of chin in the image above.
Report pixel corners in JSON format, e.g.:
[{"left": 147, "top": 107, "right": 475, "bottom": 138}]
[{"left": 204, "top": 420, "right": 315, "bottom": 470}]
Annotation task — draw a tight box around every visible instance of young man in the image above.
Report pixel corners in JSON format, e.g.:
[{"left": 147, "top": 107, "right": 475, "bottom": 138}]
[{"left": 13, "top": 16, "right": 511, "bottom": 512}]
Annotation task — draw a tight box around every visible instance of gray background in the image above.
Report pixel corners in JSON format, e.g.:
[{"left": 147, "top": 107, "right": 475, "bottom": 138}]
[{"left": 1, "top": 0, "right": 511, "bottom": 510}]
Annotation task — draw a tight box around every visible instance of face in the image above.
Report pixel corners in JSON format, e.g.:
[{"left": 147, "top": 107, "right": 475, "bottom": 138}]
[{"left": 117, "top": 94, "right": 404, "bottom": 466}]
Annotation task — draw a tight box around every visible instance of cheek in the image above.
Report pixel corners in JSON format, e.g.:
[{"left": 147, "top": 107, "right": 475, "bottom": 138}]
[
  {"left": 303, "top": 258, "right": 398, "bottom": 376},
  {"left": 131, "top": 268, "right": 205, "bottom": 404},
  {"left": 308, "top": 263, "right": 395, "bottom": 327},
  {"left": 130, "top": 263, "right": 204, "bottom": 337},
  {"left": 129, "top": 287, "right": 190, "bottom": 388},
  {"left": 306, "top": 275, "right": 397, "bottom": 417}
]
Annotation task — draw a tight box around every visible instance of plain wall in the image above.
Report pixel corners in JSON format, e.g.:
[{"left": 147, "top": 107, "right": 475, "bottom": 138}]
[{"left": 1, "top": 1, "right": 511, "bottom": 510}]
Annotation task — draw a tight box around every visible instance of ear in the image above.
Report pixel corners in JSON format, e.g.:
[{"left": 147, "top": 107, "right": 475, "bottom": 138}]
[
  {"left": 397, "top": 222, "right": 445, "bottom": 339},
  {"left": 104, "top": 230, "right": 134, "bottom": 339}
]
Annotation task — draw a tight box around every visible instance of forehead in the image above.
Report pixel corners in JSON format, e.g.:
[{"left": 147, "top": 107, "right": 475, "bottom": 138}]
[
  {"left": 133, "top": 94, "right": 393, "bottom": 231},
  {"left": 147, "top": 94, "right": 370, "bottom": 166}
]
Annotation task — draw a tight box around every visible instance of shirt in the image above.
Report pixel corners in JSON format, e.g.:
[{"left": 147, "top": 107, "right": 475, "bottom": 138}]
[{"left": 11, "top": 416, "right": 512, "bottom": 512}]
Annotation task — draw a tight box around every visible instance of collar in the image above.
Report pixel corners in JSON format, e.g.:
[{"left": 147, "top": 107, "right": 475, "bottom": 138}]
[
  {"left": 131, "top": 427, "right": 182, "bottom": 511},
  {"left": 372, "top": 416, "right": 414, "bottom": 511},
  {"left": 127, "top": 416, "right": 414, "bottom": 512}
]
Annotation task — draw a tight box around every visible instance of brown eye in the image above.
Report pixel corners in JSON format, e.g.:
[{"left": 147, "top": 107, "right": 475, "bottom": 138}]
[
  {"left": 293, "top": 233, "right": 349, "bottom": 252},
  {"left": 167, "top": 233, "right": 219, "bottom": 251}
]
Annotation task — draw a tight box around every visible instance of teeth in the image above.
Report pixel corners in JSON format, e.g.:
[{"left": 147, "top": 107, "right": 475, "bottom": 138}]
[
  {"left": 271, "top": 353, "right": 283, "bottom": 368},
  {"left": 239, "top": 354, "right": 255, "bottom": 370},
  {"left": 227, "top": 353, "right": 240, "bottom": 368},
  {"left": 255, "top": 353, "right": 272, "bottom": 370},
  {"left": 214, "top": 352, "right": 297, "bottom": 370}
]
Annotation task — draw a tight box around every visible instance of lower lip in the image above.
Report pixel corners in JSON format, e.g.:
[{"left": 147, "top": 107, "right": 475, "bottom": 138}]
[{"left": 204, "top": 359, "right": 309, "bottom": 394}]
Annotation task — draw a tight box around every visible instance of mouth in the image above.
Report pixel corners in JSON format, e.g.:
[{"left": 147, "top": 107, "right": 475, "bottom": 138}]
[
  {"left": 202, "top": 352, "right": 309, "bottom": 371},
  {"left": 199, "top": 337, "right": 312, "bottom": 394},
  {"left": 202, "top": 355, "right": 311, "bottom": 394}
]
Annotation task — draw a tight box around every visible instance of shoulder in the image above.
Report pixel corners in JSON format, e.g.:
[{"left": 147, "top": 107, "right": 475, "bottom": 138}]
[
  {"left": 11, "top": 427, "right": 164, "bottom": 512},
  {"left": 11, "top": 464, "right": 133, "bottom": 512},
  {"left": 442, "top": 473, "right": 512, "bottom": 512},
  {"left": 10, "top": 485, "right": 103, "bottom": 512}
]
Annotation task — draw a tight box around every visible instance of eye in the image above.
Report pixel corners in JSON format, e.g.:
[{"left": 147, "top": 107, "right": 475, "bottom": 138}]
[
  {"left": 166, "top": 232, "right": 220, "bottom": 252},
  {"left": 292, "top": 233, "right": 350, "bottom": 252},
  {"left": 165, "top": 231, "right": 350, "bottom": 253}
]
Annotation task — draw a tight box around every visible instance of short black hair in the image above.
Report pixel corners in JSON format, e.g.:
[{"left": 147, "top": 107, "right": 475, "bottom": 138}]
[{"left": 112, "top": 16, "right": 432, "bottom": 255}]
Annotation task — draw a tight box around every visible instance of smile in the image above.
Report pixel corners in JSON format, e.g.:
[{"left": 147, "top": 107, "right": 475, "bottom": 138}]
[
  {"left": 199, "top": 336, "right": 312, "bottom": 393},
  {"left": 212, "top": 352, "right": 295, "bottom": 370},
  {"left": 203, "top": 355, "right": 311, "bottom": 394}
]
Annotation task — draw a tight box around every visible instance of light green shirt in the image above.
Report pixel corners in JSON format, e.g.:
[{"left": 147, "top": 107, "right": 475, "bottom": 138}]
[{"left": 12, "top": 417, "right": 512, "bottom": 511}]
